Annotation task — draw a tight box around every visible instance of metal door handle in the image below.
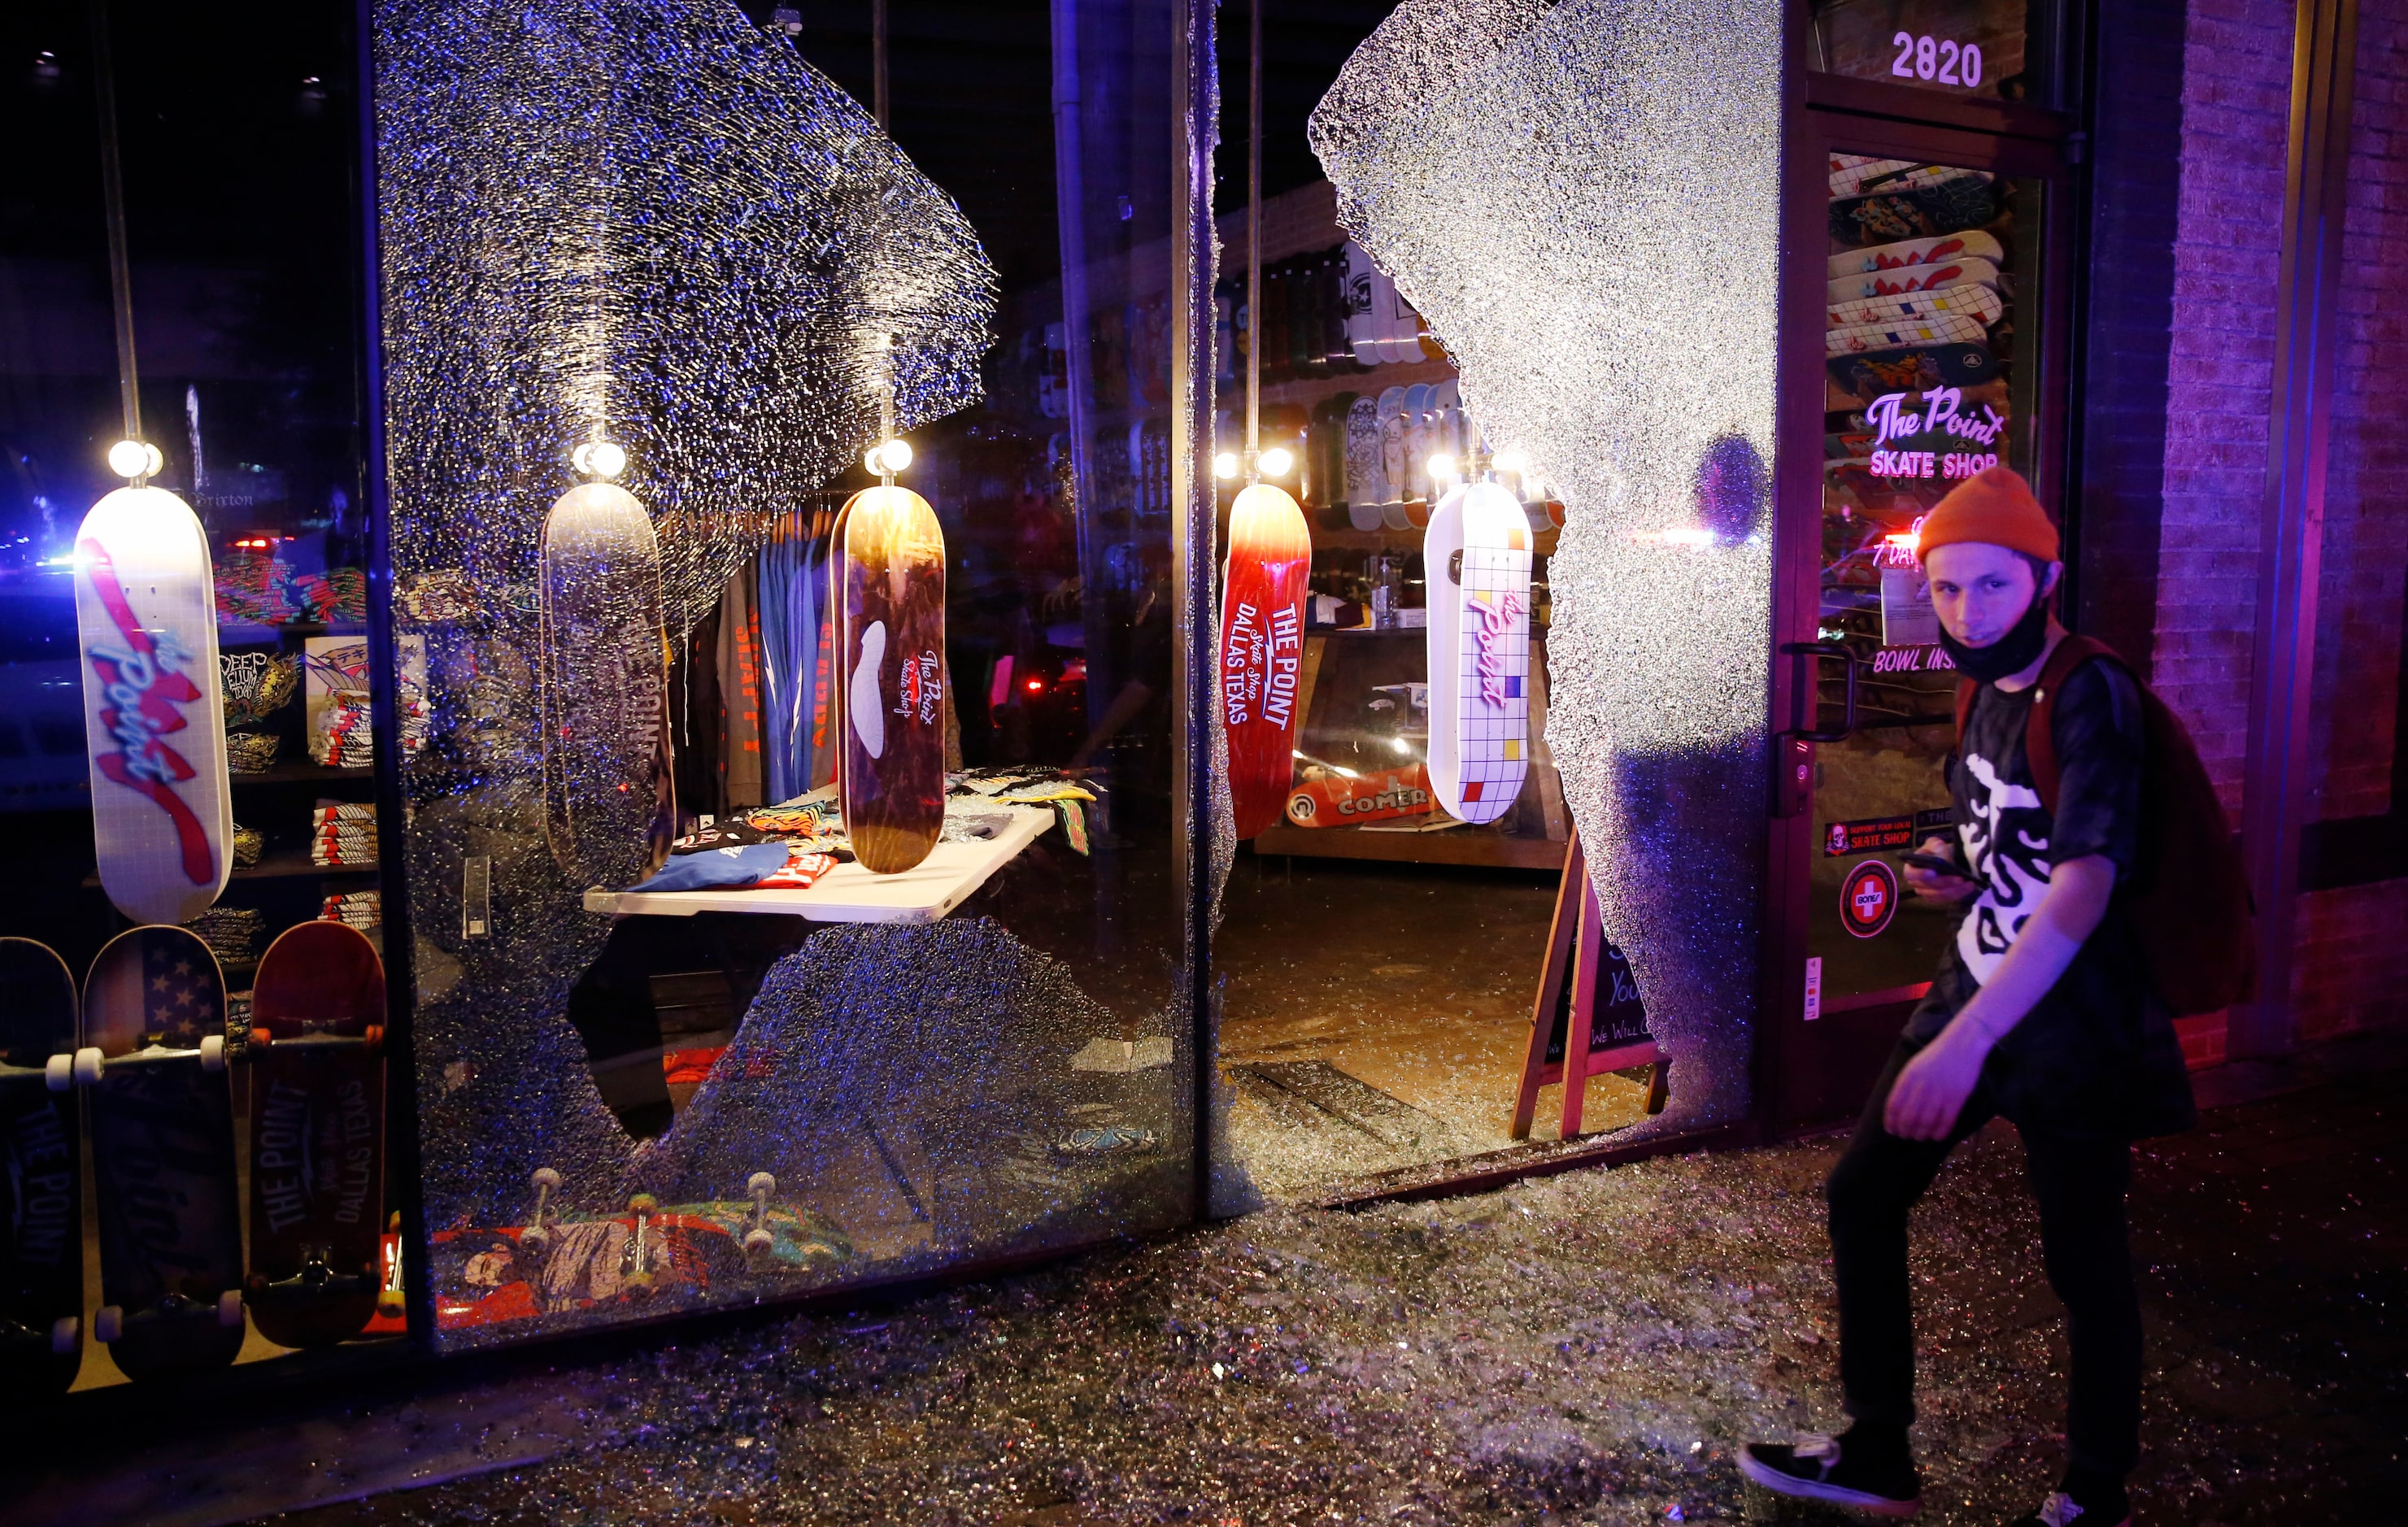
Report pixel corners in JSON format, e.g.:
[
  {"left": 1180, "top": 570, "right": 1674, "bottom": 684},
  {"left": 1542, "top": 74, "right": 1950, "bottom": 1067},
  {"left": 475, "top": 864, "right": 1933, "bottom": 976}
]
[{"left": 1781, "top": 641, "right": 1857, "bottom": 744}]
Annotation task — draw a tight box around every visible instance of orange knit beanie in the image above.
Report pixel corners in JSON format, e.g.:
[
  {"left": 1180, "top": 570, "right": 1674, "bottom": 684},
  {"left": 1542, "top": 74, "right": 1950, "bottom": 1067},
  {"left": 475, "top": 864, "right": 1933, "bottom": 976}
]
[{"left": 1914, "top": 465, "right": 2061, "bottom": 564}]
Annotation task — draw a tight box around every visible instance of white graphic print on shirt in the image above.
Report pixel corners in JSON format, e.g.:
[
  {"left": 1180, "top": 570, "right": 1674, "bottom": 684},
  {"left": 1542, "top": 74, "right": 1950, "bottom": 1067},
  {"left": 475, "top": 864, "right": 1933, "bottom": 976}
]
[{"left": 1955, "top": 748, "right": 2049, "bottom": 985}]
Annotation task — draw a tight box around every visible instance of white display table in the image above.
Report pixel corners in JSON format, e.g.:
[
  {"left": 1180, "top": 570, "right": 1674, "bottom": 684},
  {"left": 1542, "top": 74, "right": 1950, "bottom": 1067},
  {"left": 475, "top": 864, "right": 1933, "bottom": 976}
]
[{"left": 581, "top": 805, "right": 1053, "bottom": 924}]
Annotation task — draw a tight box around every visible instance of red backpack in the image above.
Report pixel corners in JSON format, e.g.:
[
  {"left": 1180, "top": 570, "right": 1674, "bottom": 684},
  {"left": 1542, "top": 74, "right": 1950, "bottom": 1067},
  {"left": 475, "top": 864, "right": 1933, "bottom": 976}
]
[{"left": 1953, "top": 634, "right": 2256, "bottom": 1016}]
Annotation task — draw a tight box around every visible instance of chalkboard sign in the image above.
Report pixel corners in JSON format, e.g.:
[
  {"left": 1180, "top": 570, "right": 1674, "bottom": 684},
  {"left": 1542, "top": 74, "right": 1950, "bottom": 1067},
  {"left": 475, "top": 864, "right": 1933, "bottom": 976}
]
[{"left": 1542, "top": 937, "right": 1653, "bottom": 1064}]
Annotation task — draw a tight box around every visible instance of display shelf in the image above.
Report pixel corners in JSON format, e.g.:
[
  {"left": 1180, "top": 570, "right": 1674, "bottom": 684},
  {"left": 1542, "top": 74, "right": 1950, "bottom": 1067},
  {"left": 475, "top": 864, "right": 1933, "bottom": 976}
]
[
  {"left": 81, "top": 851, "right": 377, "bottom": 890},
  {"left": 1247, "top": 351, "right": 1457, "bottom": 413},
  {"left": 585, "top": 806, "right": 1053, "bottom": 923},
  {"left": 1305, "top": 523, "right": 1561, "bottom": 558},
  {"left": 1251, "top": 820, "right": 1566, "bottom": 872},
  {"left": 229, "top": 764, "right": 375, "bottom": 786}
]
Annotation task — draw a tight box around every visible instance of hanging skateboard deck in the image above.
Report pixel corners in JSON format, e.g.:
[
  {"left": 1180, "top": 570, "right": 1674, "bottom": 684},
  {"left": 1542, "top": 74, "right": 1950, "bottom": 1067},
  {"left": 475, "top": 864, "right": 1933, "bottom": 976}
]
[
  {"left": 1219, "top": 485, "right": 1312, "bottom": 839},
  {"left": 1425, "top": 480, "right": 1533, "bottom": 825},
  {"left": 75, "top": 485, "right": 233, "bottom": 928},
  {"left": 839, "top": 486, "right": 947, "bottom": 874},
  {"left": 0, "top": 939, "right": 83, "bottom": 1396},
  {"left": 81, "top": 924, "right": 245, "bottom": 1380},
  {"left": 1827, "top": 229, "right": 2005, "bottom": 280},
  {"left": 1826, "top": 256, "right": 2001, "bottom": 306},
  {"left": 244, "top": 920, "right": 386, "bottom": 1349},
  {"left": 538, "top": 481, "right": 677, "bottom": 886}
]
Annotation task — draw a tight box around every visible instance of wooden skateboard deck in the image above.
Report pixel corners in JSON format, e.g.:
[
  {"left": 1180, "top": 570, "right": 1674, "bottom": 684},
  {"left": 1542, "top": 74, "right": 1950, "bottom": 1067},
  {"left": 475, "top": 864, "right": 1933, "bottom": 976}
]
[
  {"left": 244, "top": 920, "right": 386, "bottom": 1348},
  {"left": 431, "top": 1170, "right": 850, "bottom": 1332},
  {"left": 1827, "top": 229, "right": 2005, "bottom": 280},
  {"left": 839, "top": 486, "right": 947, "bottom": 874},
  {"left": 538, "top": 482, "right": 677, "bottom": 886},
  {"left": 1282, "top": 764, "right": 1434, "bottom": 826},
  {"left": 75, "top": 485, "right": 233, "bottom": 927},
  {"left": 1425, "top": 480, "right": 1533, "bottom": 825},
  {"left": 1219, "top": 485, "right": 1312, "bottom": 838},
  {"left": 1827, "top": 281, "right": 2001, "bottom": 335},
  {"left": 81, "top": 925, "right": 244, "bottom": 1380},
  {"left": 0, "top": 939, "right": 83, "bottom": 1396},
  {"left": 1826, "top": 255, "right": 2001, "bottom": 306}
]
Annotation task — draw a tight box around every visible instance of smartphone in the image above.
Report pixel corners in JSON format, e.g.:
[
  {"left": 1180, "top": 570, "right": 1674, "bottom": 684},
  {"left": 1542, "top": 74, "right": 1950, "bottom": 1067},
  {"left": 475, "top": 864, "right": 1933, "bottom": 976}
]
[{"left": 1900, "top": 851, "right": 1963, "bottom": 877}]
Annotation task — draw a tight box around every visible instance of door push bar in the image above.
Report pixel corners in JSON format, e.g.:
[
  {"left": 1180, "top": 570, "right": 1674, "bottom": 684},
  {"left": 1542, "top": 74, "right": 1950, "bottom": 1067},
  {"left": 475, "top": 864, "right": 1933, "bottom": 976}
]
[{"left": 1772, "top": 641, "right": 1859, "bottom": 817}]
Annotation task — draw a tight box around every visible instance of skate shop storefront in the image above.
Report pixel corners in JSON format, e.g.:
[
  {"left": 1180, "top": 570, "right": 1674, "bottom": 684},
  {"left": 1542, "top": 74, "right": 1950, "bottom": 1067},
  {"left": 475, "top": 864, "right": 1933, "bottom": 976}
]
[{"left": 0, "top": 0, "right": 2115, "bottom": 1398}]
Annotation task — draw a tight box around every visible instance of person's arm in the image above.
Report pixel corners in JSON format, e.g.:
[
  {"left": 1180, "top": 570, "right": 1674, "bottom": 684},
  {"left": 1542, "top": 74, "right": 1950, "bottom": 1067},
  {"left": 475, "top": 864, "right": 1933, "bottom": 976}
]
[{"left": 1883, "top": 854, "right": 2115, "bottom": 1139}]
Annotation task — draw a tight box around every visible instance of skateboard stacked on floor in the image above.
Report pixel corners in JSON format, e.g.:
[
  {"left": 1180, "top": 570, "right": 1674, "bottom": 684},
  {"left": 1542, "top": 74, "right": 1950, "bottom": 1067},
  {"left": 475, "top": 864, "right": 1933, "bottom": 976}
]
[{"left": 0, "top": 920, "right": 395, "bottom": 1388}]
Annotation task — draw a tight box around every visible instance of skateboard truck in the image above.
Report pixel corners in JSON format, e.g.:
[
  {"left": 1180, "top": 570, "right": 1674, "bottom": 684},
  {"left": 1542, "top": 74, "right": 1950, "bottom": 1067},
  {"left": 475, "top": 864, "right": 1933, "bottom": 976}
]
[
  {"left": 0, "top": 1315, "right": 79, "bottom": 1357},
  {"left": 246, "top": 1025, "right": 384, "bottom": 1055},
  {"left": 623, "top": 1194, "right": 660, "bottom": 1294},
  {"left": 520, "top": 1167, "right": 563, "bottom": 1255},
  {"left": 94, "top": 1288, "right": 245, "bottom": 1345},
  {"left": 69, "top": 1035, "right": 227, "bottom": 1081},
  {"left": 247, "top": 1244, "right": 379, "bottom": 1312},
  {"left": 378, "top": 1212, "right": 407, "bottom": 1320},
  {"left": 0, "top": 1052, "right": 78, "bottom": 1093},
  {"left": 743, "top": 1172, "right": 777, "bottom": 1264}
]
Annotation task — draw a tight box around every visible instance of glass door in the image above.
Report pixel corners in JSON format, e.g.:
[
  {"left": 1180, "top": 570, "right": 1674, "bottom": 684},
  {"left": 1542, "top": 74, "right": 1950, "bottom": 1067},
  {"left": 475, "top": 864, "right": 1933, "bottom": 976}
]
[{"left": 1768, "top": 107, "right": 2071, "bottom": 1129}]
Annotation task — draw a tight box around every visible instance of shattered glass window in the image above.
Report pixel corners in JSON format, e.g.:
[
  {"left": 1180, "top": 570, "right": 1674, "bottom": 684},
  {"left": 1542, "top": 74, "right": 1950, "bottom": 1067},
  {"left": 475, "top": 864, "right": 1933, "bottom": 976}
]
[{"left": 377, "top": 0, "right": 1210, "bottom": 1349}]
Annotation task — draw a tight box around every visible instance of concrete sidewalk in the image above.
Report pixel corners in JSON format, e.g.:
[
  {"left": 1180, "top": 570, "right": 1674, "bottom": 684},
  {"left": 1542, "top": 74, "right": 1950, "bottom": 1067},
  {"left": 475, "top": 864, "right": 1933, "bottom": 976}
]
[{"left": 6, "top": 1035, "right": 2399, "bottom": 1527}]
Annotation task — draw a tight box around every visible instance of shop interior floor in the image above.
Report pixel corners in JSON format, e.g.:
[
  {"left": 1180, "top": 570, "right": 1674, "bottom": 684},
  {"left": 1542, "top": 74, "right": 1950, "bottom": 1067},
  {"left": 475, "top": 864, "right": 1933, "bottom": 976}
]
[{"left": 1217, "top": 854, "right": 1653, "bottom": 1200}]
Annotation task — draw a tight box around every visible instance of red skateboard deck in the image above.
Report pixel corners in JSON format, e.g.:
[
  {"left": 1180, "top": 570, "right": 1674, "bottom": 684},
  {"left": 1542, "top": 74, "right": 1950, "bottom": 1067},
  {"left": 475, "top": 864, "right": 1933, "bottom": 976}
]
[
  {"left": 245, "top": 920, "right": 386, "bottom": 1348},
  {"left": 1425, "top": 480, "right": 1533, "bottom": 824},
  {"left": 432, "top": 1169, "right": 850, "bottom": 1332},
  {"left": 81, "top": 924, "right": 245, "bottom": 1380},
  {"left": 0, "top": 938, "right": 83, "bottom": 1395},
  {"left": 1219, "top": 484, "right": 1311, "bottom": 837},
  {"left": 1282, "top": 764, "right": 1435, "bottom": 826},
  {"left": 539, "top": 481, "right": 677, "bottom": 885},
  {"left": 75, "top": 485, "right": 233, "bottom": 926},
  {"left": 838, "top": 486, "right": 947, "bottom": 874}
]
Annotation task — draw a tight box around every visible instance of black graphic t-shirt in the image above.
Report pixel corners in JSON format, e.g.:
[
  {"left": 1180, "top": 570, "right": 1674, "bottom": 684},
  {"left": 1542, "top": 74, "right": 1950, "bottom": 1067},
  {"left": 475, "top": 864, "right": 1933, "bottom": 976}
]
[{"left": 1905, "top": 655, "right": 2194, "bottom": 1137}]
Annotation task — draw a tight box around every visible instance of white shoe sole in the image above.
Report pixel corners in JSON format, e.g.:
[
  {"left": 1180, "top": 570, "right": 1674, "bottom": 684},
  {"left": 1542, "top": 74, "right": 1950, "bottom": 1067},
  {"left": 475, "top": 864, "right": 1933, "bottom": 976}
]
[{"left": 1737, "top": 1450, "right": 1921, "bottom": 1518}]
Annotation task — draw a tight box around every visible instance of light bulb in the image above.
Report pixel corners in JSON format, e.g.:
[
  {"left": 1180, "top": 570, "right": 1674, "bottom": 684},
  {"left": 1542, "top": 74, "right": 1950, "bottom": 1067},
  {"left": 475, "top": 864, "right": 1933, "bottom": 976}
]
[
  {"left": 573, "top": 440, "right": 627, "bottom": 480},
  {"left": 1214, "top": 452, "right": 1239, "bottom": 480},
  {"left": 1257, "top": 446, "right": 1293, "bottom": 478},
  {"left": 107, "top": 439, "right": 151, "bottom": 479},
  {"left": 878, "top": 437, "right": 912, "bottom": 473},
  {"left": 1427, "top": 452, "right": 1457, "bottom": 482}
]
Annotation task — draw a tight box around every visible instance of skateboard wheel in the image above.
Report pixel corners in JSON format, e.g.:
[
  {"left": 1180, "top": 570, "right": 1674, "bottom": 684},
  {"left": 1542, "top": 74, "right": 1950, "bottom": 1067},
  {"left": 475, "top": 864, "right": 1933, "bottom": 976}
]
[
  {"left": 72, "top": 1047, "right": 104, "bottom": 1086},
  {"left": 199, "top": 1034, "right": 227, "bottom": 1072},
  {"left": 94, "top": 1305, "right": 123, "bottom": 1345},
  {"left": 377, "top": 1289, "right": 407, "bottom": 1318},
  {"left": 520, "top": 1225, "right": 551, "bottom": 1254},
  {"left": 629, "top": 1194, "right": 658, "bottom": 1214},
  {"left": 364, "top": 1024, "right": 385, "bottom": 1053},
  {"left": 218, "top": 1289, "right": 245, "bottom": 1329},
  {"left": 532, "top": 1167, "right": 562, "bottom": 1191},
  {"left": 747, "top": 1171, "right": 777, "bottom": 1197},
  {"left": 50, "top": 1315, "right": 76, "bottom": 1354},
  {"left": 44, "top": 1055, "right": 72, "bottom": 1093},
  {"left": 250, "top": 1026, "right": 273, "bottom": 1050},
  {"left": 743, "top": 1227, "right": 774, "bottom": 1255}
]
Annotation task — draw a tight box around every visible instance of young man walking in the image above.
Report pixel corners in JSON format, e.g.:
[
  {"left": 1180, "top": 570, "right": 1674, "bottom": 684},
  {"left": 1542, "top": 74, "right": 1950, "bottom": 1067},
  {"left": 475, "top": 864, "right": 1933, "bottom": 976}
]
[{"left": 1740, "top": 467, "right": 2195, "bottom": 1526}]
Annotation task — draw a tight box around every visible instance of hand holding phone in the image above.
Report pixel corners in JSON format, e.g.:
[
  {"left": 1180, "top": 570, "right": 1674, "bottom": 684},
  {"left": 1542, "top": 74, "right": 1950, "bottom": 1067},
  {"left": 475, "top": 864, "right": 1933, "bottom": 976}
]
[{"left": 1901, "top": 836, "right": 1977, "bottom": 903}]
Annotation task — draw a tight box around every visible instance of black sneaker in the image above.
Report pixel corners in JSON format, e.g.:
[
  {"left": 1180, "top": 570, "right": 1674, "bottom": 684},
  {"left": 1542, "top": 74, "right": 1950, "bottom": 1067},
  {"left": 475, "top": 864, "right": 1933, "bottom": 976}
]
[
  {"left": 2009, "top": 1492, "right": 2128, "bottom": 1527},
  {"left": 1737, "top": 1433, "right": 1920, "bottom": 1518}
]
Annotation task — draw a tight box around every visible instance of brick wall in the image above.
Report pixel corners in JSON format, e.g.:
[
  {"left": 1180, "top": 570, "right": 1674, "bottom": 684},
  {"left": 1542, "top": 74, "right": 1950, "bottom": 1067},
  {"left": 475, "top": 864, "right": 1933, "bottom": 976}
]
[
  {"left": 2158, "top": 0, "right": 2296, "bottom": 816},
  {"left": 2161, "top": 0, "right": 2408, "bottom": 1052}
]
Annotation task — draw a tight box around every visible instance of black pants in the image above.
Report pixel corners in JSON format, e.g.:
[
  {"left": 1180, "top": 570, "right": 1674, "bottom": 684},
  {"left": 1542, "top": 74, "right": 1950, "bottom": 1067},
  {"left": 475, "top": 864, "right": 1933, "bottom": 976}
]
[{"left": 1828, "top": 1040, "right": 2142, "bottom": 1481}]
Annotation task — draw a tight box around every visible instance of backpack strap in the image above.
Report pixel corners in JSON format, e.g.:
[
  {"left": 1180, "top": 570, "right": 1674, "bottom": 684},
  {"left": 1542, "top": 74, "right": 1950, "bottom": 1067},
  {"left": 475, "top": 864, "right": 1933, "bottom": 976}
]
[{"left": 2023, "top": 633, "right": 2118, "bottom": 815}]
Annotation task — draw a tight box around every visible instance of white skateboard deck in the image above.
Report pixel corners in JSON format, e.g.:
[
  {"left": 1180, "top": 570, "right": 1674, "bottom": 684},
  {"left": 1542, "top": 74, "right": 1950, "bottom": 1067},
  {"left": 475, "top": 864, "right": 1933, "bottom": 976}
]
[
  {"left": 1827, "top": 282, "right": 2002, "bottom": 333},
  {"left": 538, "top": 481, "right": 676, "bottom": 885},
  {"left": 1828, "top": 230, "right": 2005, "bottom": 280},
  {"left": 75, "top": 486, "right": 233, "bottom": 926},
  {"left": 1345, "top": 395, "right": 1385, "bottom": 529},
  {"left": 1424, "top": 480, "right": 1533, "bottom": 825}
]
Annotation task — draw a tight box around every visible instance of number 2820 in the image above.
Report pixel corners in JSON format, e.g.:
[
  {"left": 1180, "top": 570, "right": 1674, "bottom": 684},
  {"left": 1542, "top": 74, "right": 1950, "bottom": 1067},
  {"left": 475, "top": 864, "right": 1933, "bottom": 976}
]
[{"left": 1892, "top": 31, "right": 1983, "bottom": 87}]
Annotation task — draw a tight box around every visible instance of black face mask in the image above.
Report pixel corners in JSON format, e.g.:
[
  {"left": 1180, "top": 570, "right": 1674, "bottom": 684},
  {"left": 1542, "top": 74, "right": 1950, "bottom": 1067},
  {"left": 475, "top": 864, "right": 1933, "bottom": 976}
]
[{"left": 1937, "top": 583, "right": 2052, "bottom": 683}]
